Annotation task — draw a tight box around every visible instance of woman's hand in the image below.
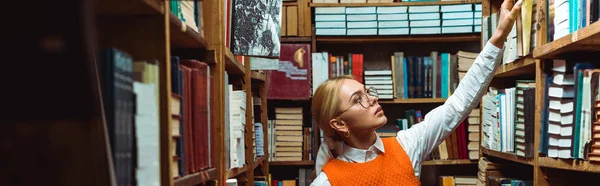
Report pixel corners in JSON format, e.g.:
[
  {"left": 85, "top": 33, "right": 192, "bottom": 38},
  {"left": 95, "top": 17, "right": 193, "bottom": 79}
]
[{"left": 489, "top": 0, "right": 523, "bottom": 48}]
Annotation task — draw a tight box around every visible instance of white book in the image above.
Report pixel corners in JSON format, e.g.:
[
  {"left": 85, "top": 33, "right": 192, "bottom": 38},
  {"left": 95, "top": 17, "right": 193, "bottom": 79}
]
[
  {"left": 410, "top": 20, "right": 440, "bottom": 27},
  {"left": 347, "top": 21, "right": 378, "bottom": 28},
  {"left": 315, "top": 7, "right": 346, "bottom": 14},
  {"left": 442, "top": 19, "right": 474, "bottom": 26},
  {"left": 474, "top": 11, "right": 482, "bottom": 18},
  {"left": 316, "top": 28, "right": 346, "bottom": 35},
  {"left": 315, "top": 14, "right": 346, "bottom": 22},
  {"left": 365, "top": 80, "right": 393, "bottom": 84},
  {"left": 364, "top": 76, "right": 392, "bottom": 80},
  {"left": 364, "top": 70, "right": 392, "bottom": 75},
  {"left": 552, "top": 72, "right": 575, "bottom": 85},
  {"left": 410, "top": 27, "right": 441, "bottom": 34},
  {"left": 377, "top": 6, "right": 408, "bottom": 14},
  {"left": 409, "top": 13, "right": 440, "bottom": 20},
  {"left": 312, "top": 52, "right": 329, "bottom": 95},
  {"left": 475, "top": 3, "right": 482, "bottom": 11},
  {"left": 441, "top": 4, "right": 473, "bottom": 12},
  {"left": 442, "top": 11, "right": 474, "bottom": 19},
  {"left": 548, "top": 85, "right": 575, "bottom": 98},
  {"left": 347, "top": 28, "right": 378, "bottom": 35},
  {"left": 408, "top": 5, "right": 440, "bottom": 13},
  {"left": 315, "top": 21, "right": 346, "bottom": 28},
  {"left": 378, "top": 21, "right": 409, "bottom": 28},
  {"left": 347, "top": 14, "right": 377, "bottom": 21},
  {"left": 346, "top": 7, "right": 377, "bottom": 14},
  {"left": 379, "top": 28, "right": 410, "bottom": 35},
  {"left": 442, "top": 26, "right": 473, "bottom": 33},
  {"left": 378, "top": 13, "right": 408, "bottom": 21}
]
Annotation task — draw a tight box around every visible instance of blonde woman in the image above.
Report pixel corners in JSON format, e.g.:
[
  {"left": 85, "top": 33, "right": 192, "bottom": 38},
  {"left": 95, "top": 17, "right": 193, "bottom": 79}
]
[{"left": 310, "top": 0, "right": 522, "bottom": 185}]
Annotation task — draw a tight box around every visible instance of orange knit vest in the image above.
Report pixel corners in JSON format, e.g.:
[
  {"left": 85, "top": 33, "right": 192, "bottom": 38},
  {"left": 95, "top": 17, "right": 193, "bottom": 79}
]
[{"left": 322, "top": 137, "right": 421, "bottom": 186}]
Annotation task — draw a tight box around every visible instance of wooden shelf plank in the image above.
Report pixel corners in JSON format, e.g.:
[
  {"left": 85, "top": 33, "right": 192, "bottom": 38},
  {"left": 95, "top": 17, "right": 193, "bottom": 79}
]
[
  {"left": 316, "top": 34, "right": 481, "bottom": 44},
  {"left": 169, "top": 12, "right": 210, "bottom": 49},
  {"left": 254, "top": 156, "right": 267, "bottom": 169},
  {"left": 481, "top": 147, "right": 534, "bottom": 166},
  {"left": 251, "top": 71, "right": 266, "bottom": 82},
  {"left": 310, "top": 0, "right": 481, "bottom": 7},
  {"left": 281, "top": 36, "right": 312, "bottom": 43},
  {"left": 174, "top": 168, "right": 217, "bottom": 186},
  {"left": 225, "top": 48, "right": 246, "bottom": 75},
  {"left": 422, "top": 159, "right": 477, "bottom": 166},
  {"left": 379, "top": 98, "right": 447, "bottom": 104},
  {"left": 269, "top": 161, "right": 315, "bottom": 166},
  {"left": 538, "top": 157, "right": 600, "bottom": 173},
  {"left": 226, "top": 165, "right": 249, "bottom": 179},
  {"left": 97, "top": 0, "right": 164, "bottom": 15},
  {"left": 533, "top": 21, "right": 600, "bottom": 59},
  {"left": 494, "top": 56, "right": 536, "bottom": 78}
]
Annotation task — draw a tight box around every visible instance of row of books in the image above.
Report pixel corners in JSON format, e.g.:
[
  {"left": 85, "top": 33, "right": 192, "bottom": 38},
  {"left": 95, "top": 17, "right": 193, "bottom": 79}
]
[
  {"left": 439, "top": 175, "right": 478, "bottom": 186},
  {"left": 480, "top": 80, "right": 536, "bottom": 158},
  {"left": 267, "top": 107, "right": 314, "bottom": 161},
  {"left": 313, "top": 51, "right": 475, "bottom": 99},
  {"left": 315, "top": 4, "right": 482, "bottom": 35},
  {"left": 482, "top": 0, "right": 538, "bottom": 62},
  {"left": 539, "top": 60, "right": 600, "bottom": 160},
  {"left": 170, "top": 56, "right": 215, "bottom": 178},
  {"left": 169, "top": 0, "right": 203, "bottom": 35},
  {"left": 548, "top": 0, "right": 600, "bottom": 42},
  {"left": 476, "top": 157, "right": 532, "bottom": 186},
  {"left": 101, "top": 48, "right": 161, "bottom": 186}
]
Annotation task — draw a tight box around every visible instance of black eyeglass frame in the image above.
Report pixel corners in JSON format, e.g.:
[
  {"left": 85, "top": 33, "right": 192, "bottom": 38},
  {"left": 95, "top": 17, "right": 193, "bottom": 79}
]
[{"left": 336, "top": 86, "right": 379, "bottom": 117}]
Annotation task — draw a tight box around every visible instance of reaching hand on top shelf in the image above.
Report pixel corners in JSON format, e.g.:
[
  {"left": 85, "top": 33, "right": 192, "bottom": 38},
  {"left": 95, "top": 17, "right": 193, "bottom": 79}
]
[{"left": 489, "top": 0, "right": 523, "bottom": 49}]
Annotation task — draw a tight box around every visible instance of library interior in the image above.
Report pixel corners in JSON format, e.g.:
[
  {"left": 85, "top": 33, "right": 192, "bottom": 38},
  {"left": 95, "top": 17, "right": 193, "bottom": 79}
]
[{"left": 4, "top": 0, "right": 600, "bottom": 185}]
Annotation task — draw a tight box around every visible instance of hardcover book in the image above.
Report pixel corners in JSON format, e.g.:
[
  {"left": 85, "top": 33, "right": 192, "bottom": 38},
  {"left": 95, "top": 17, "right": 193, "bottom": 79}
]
[{"left": 267, "top": 44, "right": 312, "bottom": 100}]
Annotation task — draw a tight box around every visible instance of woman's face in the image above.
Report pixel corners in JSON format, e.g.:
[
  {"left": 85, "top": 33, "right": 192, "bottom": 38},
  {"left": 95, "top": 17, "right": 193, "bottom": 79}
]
[{"left": 336, "top": 79, "right": 387, "bottom": 131}]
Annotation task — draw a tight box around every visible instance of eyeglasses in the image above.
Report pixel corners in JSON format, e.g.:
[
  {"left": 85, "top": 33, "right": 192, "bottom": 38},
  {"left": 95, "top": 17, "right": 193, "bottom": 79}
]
[{"left": 337, "top": 87, "right": 379, "bottom": 116}]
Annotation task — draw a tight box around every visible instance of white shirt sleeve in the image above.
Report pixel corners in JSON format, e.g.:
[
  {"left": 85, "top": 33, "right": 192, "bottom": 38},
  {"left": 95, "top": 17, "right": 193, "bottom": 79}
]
[
  {"left": 310, "top": 172, "right": 331, "bottom": 186},
  {"left": 396, "top": 42, "right": 504, "bottom": 177}
]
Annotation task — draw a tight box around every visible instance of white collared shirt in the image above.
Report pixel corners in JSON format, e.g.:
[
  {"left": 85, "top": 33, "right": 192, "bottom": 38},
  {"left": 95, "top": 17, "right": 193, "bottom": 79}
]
[{"left": 311, "top": 42, "right": 504, "bottom": 186}]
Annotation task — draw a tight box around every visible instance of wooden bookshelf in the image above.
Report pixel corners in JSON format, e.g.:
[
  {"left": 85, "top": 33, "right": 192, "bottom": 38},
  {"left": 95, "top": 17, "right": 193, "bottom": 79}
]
[
  {"left": 379, "top": 98, "right": 447, "bottom": 104},
  {"left": 310, "top": 0, "right": 481, "bottom": 7},
  {"left": 494, "top": 56, "right": 536, "bottom": 78},
  {"left": 481, "top": 147, "right": 534, "bottom": 166},
  {"left": 251, "top": 71, "right": 266, "bottom": 82},
  {"left": 537, "top": 157, "right": 600, "bottom": 173},
  {"left": 225, "top": 49, "right": 245, "bottom": 75},
  {"left": 174, "top": 168, "right": 217, "bottom": 186},
  {"left": 269, "top": 161, "right": 315, "bottom": 166},
  {"left": 169, "top": 12, "right": 210, "bottom": 49},
  {"left": 533, "top": 21, "right": 600, "bottom": 59},
  {"left": 422, "top": 159, "right": 477, "bottom": 166},
  {"left": 226, "top": 165, "right": 249, "bottom": 179},
  {"left": 281, "top": 36, "right": 312, "bottom": 43},
  {"left": 97, "top": 0, "right": 164, "bottom": 15},
  {"left": 254, "top": 156, "right": 267, "bottom": 169},
  {"left": 316, "top": 34, "right": 481, "bottom": 44}
]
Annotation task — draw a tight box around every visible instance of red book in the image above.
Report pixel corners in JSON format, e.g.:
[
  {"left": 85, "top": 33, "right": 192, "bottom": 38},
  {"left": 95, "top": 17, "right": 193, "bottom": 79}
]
[
  {"left": 267, "top": 44, "right": 311, "bottom": 100},
  {"left": 179, "top": 65, "right": 195, "bottom": 173},
  {"left": 181, "top": 60, "right": 210, "bottom": 170}
]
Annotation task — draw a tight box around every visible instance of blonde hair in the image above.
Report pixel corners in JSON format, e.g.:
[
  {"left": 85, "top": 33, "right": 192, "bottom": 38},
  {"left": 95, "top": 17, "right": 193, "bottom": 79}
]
[{"left": 311, "top": 75, "right": 356, "bottom": 141}]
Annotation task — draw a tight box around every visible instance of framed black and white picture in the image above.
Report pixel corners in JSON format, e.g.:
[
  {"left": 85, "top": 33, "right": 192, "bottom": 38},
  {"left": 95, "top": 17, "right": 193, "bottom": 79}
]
[{"left": 231, "top": 0, "right": 282, "bottom": 57}]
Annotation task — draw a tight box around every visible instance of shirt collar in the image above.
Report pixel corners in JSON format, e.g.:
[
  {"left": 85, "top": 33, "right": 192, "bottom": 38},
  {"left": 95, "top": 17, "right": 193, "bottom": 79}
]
[{"left": 339, "top": 132, "right": 386, "bottom": 162}]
